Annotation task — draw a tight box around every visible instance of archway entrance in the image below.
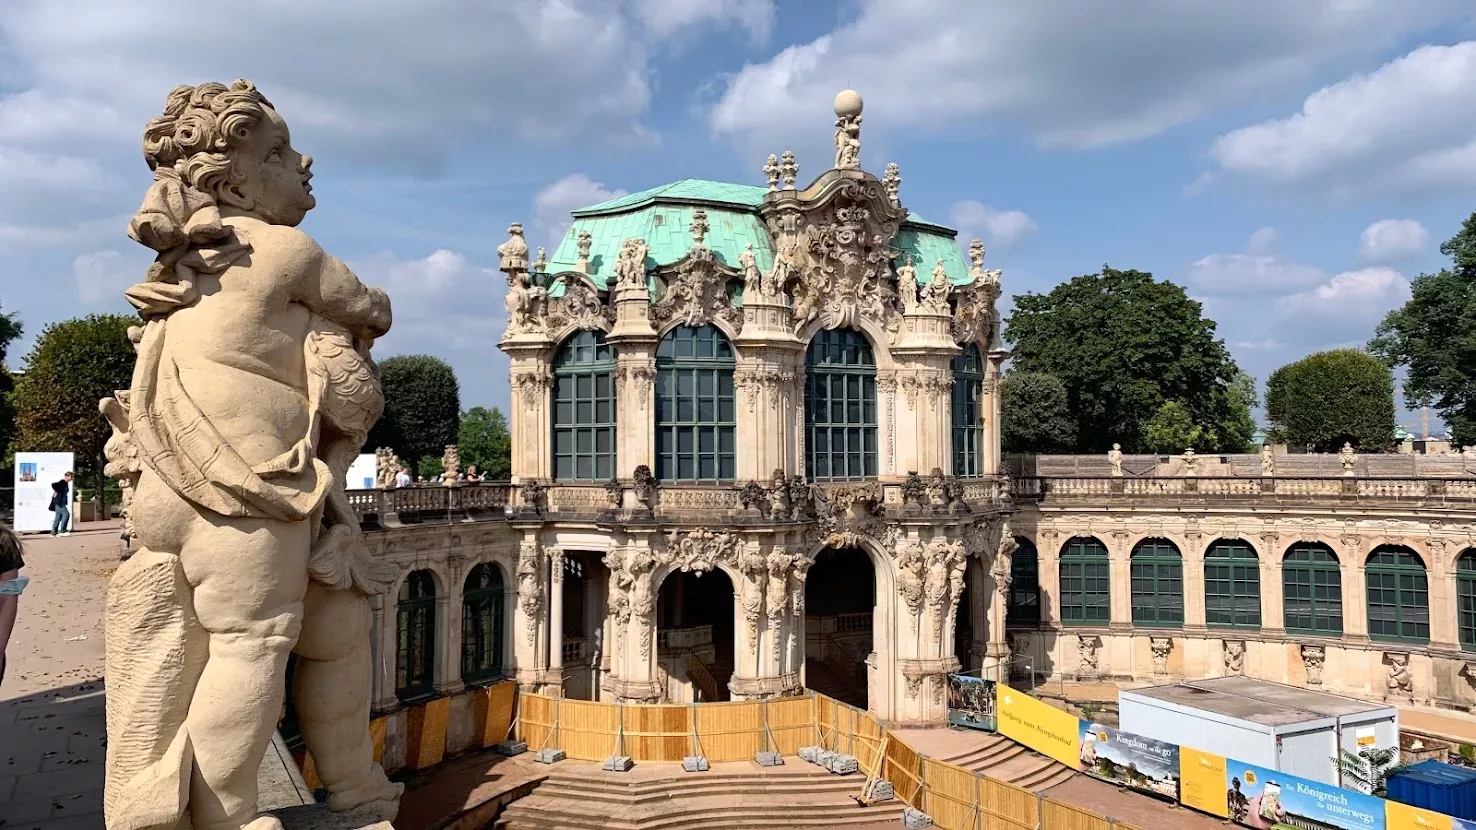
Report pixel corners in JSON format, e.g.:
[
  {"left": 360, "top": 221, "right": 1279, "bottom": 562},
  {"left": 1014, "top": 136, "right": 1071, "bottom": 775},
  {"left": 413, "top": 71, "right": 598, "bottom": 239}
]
[
  {"left": 804, "top": 546, "right": 875, "bottom": 708},
  {"left": 656, "top": 568, "right": 735, "bottom": 701}
]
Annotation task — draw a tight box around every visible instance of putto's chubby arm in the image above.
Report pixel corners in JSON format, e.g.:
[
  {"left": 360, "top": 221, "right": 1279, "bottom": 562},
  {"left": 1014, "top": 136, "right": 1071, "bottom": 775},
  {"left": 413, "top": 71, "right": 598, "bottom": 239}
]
[{"left": 285, "top": 230, "right": 392, "bottom": 340}]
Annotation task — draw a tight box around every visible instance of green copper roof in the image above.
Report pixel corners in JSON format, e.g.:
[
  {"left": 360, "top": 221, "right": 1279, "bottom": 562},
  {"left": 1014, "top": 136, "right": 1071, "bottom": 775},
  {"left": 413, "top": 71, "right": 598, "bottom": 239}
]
[
  {"left": 545, "top": 177, "right": 972, "bottom": 288},
  {"left": 573, "top": 179, "right": 769, "bottom": 216}
]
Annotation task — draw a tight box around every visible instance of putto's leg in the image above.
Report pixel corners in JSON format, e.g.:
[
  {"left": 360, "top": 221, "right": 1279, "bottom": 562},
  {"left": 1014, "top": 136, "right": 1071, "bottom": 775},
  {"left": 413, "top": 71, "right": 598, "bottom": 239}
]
[
  {"left": 179, "top": 520, "right": 310, "bottom": 830},
  {"left": 294, "top": 582, "right": 402, "bottom": 818}
]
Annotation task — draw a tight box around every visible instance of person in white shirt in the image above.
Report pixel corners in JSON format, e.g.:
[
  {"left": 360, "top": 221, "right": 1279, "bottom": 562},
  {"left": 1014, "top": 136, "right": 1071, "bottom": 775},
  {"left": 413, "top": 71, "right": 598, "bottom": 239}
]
[{"left": 394, "top": 466, "right": 412, "bottom": 488}]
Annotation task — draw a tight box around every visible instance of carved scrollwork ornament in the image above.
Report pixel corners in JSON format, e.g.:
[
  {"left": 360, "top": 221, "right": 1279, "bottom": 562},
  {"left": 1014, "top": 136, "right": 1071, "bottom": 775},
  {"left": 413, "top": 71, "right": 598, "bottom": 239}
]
[{"left": 650, "top": 246, "right": 744, "bottom": 334}]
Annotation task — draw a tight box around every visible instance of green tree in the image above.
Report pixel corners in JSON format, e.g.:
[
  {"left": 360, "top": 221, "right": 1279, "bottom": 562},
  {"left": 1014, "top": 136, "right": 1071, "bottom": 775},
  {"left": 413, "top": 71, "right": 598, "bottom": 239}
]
[
  {"left": 1005, "top": 266, "right": 1247, "bottom": 452},
  {"left": 1000, "top": 371, "right": 1075, "bottom": 453},
  {"left": 366, "top": 354, "right": 461, "bottom": 469},
  {"left": 0, "top": 303, "right": 23, "bottom": 468},
  {"left": 1334, "top": 746, "right": 1406, "bottom": 797},
  {"left": 458, "top": 406, "right": 512, "bottom": 479},
  {"left": 1266, "top": 349, "right": 1396, "bottom": 452},
  {"left": 1370, "top": 212, "right": 1476, "bottom": 445},
  {"left": 12, "top": 315, "right": 136, "bottom": 501},
  {"left": 1143, "top": 400, "right": 1202, "bottom": 453}
]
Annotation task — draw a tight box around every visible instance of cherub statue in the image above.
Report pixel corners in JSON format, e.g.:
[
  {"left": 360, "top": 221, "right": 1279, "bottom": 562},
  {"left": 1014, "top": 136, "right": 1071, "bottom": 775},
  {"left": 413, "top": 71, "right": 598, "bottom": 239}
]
[{"left": 102, "top": 80, "right": 400, "bottom": 830}]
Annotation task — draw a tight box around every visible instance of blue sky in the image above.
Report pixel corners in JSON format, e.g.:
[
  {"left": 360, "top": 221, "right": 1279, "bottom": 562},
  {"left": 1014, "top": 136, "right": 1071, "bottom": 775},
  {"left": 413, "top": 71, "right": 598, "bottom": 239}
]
[{"left": 3, "top": 1, "right": 1475, "bottom": 432}]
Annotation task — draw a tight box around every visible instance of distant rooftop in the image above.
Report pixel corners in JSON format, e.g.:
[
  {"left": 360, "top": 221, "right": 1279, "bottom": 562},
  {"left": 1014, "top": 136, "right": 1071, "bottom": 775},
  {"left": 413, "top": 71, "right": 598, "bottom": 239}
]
[{"left": 1123, "top": 676, "right": 1393, "bottom": 729}]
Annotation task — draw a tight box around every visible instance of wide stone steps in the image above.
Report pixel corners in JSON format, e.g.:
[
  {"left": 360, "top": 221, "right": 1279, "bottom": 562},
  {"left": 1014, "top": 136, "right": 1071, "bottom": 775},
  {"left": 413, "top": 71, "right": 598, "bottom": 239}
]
[
  {"left": 936, "top": 733, "right": 1076, "bottom": 792},
  {"left": 495, "top": 762, "right": 903, "bottom": 830}
]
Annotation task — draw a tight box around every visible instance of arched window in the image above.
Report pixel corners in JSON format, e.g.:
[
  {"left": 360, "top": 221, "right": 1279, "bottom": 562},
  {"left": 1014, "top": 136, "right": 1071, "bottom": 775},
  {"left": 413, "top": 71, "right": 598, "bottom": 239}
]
[
  {"left": 1006, "top": 538, "right": 1040, "bottom": 626},
  {"left": 461, "top": 563, "right": 506, "bottom": 682},
  {"left": 1130, "top": 539, "right": 1183, "bottom": 628},
  {"left": 804, "top": 328, "right": 877, "bottom": 480},
  {"left": 552, "top": 330, "right": 616, "bottom": 481},
  {"left": 396, "top": 570, "right": 437, "bottom": 699},
  {"left": 655, "top": 325, "right": 736, "bottom": 482},
  {"left": 1458, "top": 551, "right": 1476, "bottom": 651},
  {"left": 1205, "top": 539, "right": 1261, "bottom": 630},
  {"left": 1060, "top": 537, "right": 1110, "bottom": 626},
  {"left": 952, "top": 344, "right": 985, "bottom": 477},
  {"left": 1283, "top": 543, "right": 1342, "bottom": 636},
  {"left": 1366, "top": 546, "right": 1430, "bottom": 643}
]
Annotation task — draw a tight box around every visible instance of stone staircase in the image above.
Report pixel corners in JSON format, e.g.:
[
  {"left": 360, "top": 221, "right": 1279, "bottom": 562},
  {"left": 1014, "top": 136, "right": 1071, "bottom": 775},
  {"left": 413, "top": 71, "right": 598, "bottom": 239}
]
[
  {"left": 706, "top": 656, "right": 735, "bottom": 701},
  {"left": 495, "top": 761, "right": 904, "bottom": 829},
  {"left": 892, "top": 728, "right": 1076, "bottom": 792},
  {"left": 804, "top": 659, "right": 866, "bottom": 708}
]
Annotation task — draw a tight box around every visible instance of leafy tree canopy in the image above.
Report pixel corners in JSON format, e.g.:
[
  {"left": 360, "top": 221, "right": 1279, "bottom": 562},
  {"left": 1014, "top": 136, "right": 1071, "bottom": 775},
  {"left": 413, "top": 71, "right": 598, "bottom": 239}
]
[
  {"left": 1000, "top": 371, "right": 1075, "bottom": 453},
  {"left": 367, "top": 355, "right": 461, "bottom": 468},
  {"left": 459, "top": 406, "right": 512, "bottom": 480},
  {"left": 1005, "top": 266, "right": 1251, "bottom": 453},
  {"left": 1370, "top": 212, "right": 1476, "bottom": 445},
  {"left": 12, "top": 314, "right": 136, "bottom": 496},
  {"left": 1266, "top": 349, "right": 1395, "bottom": 452}
]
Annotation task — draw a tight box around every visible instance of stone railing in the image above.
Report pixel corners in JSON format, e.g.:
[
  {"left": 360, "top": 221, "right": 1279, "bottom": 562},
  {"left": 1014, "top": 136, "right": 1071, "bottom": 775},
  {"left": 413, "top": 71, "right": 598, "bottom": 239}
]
[
  {"left": 1010, "top": 475, "right": 1476, "bottom": 507},
  {"left": 347, "top": 482, "right": 513, "bottom": 528}
]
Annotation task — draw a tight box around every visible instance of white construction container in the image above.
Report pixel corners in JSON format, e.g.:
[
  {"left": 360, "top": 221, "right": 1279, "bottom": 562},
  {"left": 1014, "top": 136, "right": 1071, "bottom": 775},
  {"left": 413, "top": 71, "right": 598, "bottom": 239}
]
[{"left": 1118, "top": 676, "right": 1398, "bottom": 787}]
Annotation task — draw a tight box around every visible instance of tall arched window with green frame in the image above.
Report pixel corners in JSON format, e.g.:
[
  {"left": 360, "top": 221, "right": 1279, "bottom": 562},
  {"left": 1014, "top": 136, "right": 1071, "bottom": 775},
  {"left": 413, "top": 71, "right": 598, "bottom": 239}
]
[
  {"left": 1282, "top": 543, "right": 1343, "bottom": 636},
  {"left": 1006, "top": 537, "right": 1040, "bottom": 627},
  {"left": 1366, "top": 546, "right": 1430, "bottom": 643},
  {"left": 655, "top": 324, "right": 736, "bottom": 482},
  {"left": 1130, "top": 539, "right": 1183, "bottom": 627},
  {"left": 461, "top": 563, "right": 506, "bottom": 683},
  {"left": 1205, "top": 539, "right": 1261, "bottom": 630},
  {"left": 1059, "top": 537, "right": 1110, "bottom": 625},
  {"left": 804, "top": 328, "right": 877, "bottom": 480},
  {"left": 551, "top": 330, "right": 616, "bottom": 481},
  {"left": 1458, "top": 550, "right": 1476, "bottom": 651},
  {"left": 396, "top": 570, "right": 436, "bottom": 700},
  {"left": 951, "top": 343, "right": 986, "bottom": 477}
]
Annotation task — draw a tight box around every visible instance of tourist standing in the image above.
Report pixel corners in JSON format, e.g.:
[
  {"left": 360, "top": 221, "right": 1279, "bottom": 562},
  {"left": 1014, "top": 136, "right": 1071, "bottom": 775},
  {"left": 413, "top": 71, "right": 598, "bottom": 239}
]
[
  {"left": 49, "top": 471, "right": 74, "bottom": 536},
  {"left": 0, "top": 522, "right": 25, "bottom": 687},
  {"left": 395, "top": 466, "right": 412, "bottom": 488}
]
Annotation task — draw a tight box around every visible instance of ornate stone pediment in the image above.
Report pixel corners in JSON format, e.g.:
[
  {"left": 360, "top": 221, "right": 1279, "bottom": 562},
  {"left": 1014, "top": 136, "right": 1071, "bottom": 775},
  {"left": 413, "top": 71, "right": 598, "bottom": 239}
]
[
  {"left": 659, "top": 527, "right": 740, "bottom": 574},
  {"left": 650, "top": 245, "right": 743, "bottom": 334},
  {"left": 950, "top": 239, "right": 1002, "bottom": 346},
  {"left": 764, "top": 173, "right": 905, "bottom": 340},
  {"left": 545, "top": 275, "right": 613, "bottom": 334}
]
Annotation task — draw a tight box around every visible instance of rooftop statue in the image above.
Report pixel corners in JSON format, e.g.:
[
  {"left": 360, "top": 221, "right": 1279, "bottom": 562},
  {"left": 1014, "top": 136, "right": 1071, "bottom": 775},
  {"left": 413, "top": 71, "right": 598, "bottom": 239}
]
[
  {"left": 102, "top": 80, "right": 400, "bottom": 830},
  {"left": 833, "top": 89, "right": 863, "bottom": 170}
]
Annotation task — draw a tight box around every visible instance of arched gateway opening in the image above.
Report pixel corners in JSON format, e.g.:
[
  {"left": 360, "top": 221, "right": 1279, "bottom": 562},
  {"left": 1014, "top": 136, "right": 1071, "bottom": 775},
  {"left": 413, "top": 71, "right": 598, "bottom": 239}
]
[
  {"left": 655, "top": 568, "right": 735, "bottom": 701},
  {"left": 804, "top": 546, "right": 875, "bottom": 708}
]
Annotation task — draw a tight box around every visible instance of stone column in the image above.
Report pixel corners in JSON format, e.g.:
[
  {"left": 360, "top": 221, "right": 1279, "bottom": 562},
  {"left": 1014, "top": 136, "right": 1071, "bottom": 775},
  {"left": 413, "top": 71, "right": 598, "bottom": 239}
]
[
  {"left": 1259, "top": 536, "right": 1285, "bottom": 636},
  {"left": 1037, "top": 533, "right": 1061, "bottom": 628},
  {"left": 607, "top": 535, "right": 663, "bottom": 702},
  {"left": 969, "top": 557, "right": 989, "bottom": 671},
  {"left": 506, "top": 354, "right": 554, "bottom": 481},
  {"left": 607, "top": 273, "right": 658, "bottom": 477},
  {"left": 548, "top": 548, "right": 566, "bottom": 674},
  {"left": 1182, "top": 534, "right": 1208, "bottom": 632},
  {"left": 1428, "top": 540, "right": 1458, "bottom": 648},
  {"left": 435, "top": 559, "right": 466, "bottom": 696},
  {"left": 733, "top": 296, "right": 802, "bottom": 480},
  {"left": 893, "top": 307, "right": 960, "bottom": 478},
  {"left": 983, "top": 350, "right": 1008, "bottom": 477},
  {"left": 512, "top": 537, "right": 549, "bottom": 690},
  {"left": 1108, "top": 530, "right": 1132, "bottom": 629},
  {"left": 1342, "top": 537, "right": 1369, "bottom": 641},
  {"left": 370, "top": 593, "right": 399, "bottom": 713}
]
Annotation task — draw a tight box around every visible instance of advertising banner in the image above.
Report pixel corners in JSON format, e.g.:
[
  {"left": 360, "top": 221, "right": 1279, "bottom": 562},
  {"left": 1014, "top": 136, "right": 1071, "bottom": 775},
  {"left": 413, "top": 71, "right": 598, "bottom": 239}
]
[
  {"left": 1078, "top": 720, "right": 1180, "bottom": 801},
  {"left": 1384, "top": 801, "right": 1476, "bottom": 830},
  {"left": 945, "top": 674, "right": 996, "bottom": 731},
  {"left": 1180, "top": 746, "right": 1231, "bottom": 818},
  {"left": 347, "top": 453, "right": 377, "bottom": 490},
  {"left": 1226, "top": 759, "right": 1386, "bottom": 830},
  {"left": 13, "top": 452, "right": 75, "bottom": 533},
  {"left": 996, "top": 684, "right": 1079, "bottom": 769}
]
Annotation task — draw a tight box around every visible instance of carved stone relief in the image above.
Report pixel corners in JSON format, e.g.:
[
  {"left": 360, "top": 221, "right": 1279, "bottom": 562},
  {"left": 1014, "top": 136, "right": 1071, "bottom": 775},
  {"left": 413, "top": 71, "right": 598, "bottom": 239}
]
[
  {"left": 650, "top": 225, "right": 743, "bottom": 334},
  {"left": 1300, "top": 644, "right": 1325, "bottom": 686},
  {"left": 517, "top": 542, "right": 545, "bottom": 646},
  {"left": 1150, "top": 636, "right": 1172, "bottom": 675},
  {"left": 1077, "top": 634, "right": 1101, "bottom": 677},
  {"left": 1384, "top": 652, "right": 1413, "bottom": 702},
  {"left": 1223, "top": 640, "right": 1246, "bottom": 675}
]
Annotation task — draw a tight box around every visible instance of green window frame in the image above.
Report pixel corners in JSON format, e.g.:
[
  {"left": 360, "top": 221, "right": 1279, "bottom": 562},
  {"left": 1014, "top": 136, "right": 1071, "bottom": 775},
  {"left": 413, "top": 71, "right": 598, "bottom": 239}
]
[
  {"left": 1283, "top": 543, "right": 1343, "bottom": 636},
  {"left": 396, "top": 570, "right": 437, "bottom": 699},
  {"left": 804, "top": 328, "right": 877, "bottom": 481},
  {"left": 461, "top": 563, "right": 506, "bottom": 683},
  {"left": 1458, "top": 551, "right": 1476, "bottom": 651},
  {"left": 1366, "top": 546, "right": 1430, "bottom": 643},
  {"left": 1205, "top": 539, "right": 1261, "bottom": 630},
  {"left": 1059, "top": 537, "right": 1110, "bottom": 626},
  {"left": 552, "top": 330, "right": 617, "bottom": 481},
  {"left": 1130, "top": 539, "right": 1184, "bottom": 628},
  {"left": 1006, "top": 538, "right": 1040, "bottom": 627},
  {"left": 951, "top": 344, "right": 985, "bottom": 478},
  {"left": 655, "top": 325, "right": 736, "bottom": 482}
]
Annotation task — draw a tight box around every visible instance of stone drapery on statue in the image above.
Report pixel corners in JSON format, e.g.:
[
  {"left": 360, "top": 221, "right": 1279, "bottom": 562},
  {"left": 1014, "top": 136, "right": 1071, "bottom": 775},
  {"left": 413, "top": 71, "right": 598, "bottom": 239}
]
[{"left": 100, "top": 80, "right": 401, "bottom": 830}]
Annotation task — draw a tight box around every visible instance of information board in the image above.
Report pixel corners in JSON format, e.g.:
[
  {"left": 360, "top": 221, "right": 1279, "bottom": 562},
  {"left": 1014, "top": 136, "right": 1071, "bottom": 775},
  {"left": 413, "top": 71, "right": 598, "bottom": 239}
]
[{"left": 13, "top": 452, "right": 75, "bottom": 533}]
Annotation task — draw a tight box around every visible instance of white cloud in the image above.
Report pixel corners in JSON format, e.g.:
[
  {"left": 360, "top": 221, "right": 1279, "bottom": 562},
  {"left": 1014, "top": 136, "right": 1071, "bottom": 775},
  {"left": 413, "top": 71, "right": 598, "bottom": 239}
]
[
  {"left": 72, "top": 250, "right": 134, "bottom": 304},
  {"left": 629, "top": 0, "right": 774, "bottom": 43},
  {"left": 1359, "top": 218, "right": 1430, "bottom": 262},
  {"left": 531, "top": 174, "right": 628, "bottom": 246},
  {"left": 1272, "top": 266, "right": 1411, "bottom": 343},
  {"left": 1209, "top": 41, "right": 1476, "bottom": 196},
  {"left": 947, "top": 201, "right": 1037, "bottom": 249},
  {"left": 707, "top": 1, "right": 1467, "bottom": 151},
  {"left": 1187, "top": 228, "right": 1326, "bottom": 296}
]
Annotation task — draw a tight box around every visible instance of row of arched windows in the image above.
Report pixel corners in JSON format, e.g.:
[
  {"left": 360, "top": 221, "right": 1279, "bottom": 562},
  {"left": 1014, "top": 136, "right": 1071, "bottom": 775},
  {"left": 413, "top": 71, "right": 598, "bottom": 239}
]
[
  {"left": 395, "top": 563, "right": 507, "bottom": 699},
  {"left": 551, "top": 325, "right": 988, "bottom": 483},
  {"left": 1006, "top": 538, "right": 1475, "bottom": 647}
]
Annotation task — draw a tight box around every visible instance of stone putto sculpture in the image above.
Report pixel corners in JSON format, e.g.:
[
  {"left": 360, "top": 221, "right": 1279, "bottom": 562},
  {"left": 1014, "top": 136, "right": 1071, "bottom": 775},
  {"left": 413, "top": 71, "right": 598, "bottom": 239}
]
[
  {"left": 882, "top": 162, "right": 901, "bottom": 207},
  {"left": 1340, "top": 442, "right": 1357, "bottom": 475},
  {"left": 1261, "top": 444, "right": 1275, "bottom": 477},
  {"left": 1107, "top": 443, "right": 1124, "bottom": 477},
  {"left": 576, "top": 229, "right": 593, "bottom": 274},
  {"left": 763, "top": 153, "right": 781, "bottom": 191},
  {"left": 103, "top": 80, "right": 400, "bottom": 830}
]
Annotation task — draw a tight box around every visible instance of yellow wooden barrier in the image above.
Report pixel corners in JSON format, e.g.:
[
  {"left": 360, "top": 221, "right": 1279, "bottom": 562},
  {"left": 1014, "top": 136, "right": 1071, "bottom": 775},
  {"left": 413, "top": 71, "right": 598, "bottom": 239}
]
[
  {"left": 476, "top": 680, "right": 517, "bottom": 748},
  {"left": 883, "top": 734, "right": 925, "bottom": 810},
  {"left": 979, "top": 776, "right": 1038, "bottom": 830},
  {"left": 765, "top": 695, "right": 814, "bottom": 756},
  {"left": 1041, "top": 796, "right": 1115, "bottom": 830},
  {"left": 517, "top": 692, "right": 557, "bottom": 751},
  {"left": 922, "top": 757, "right": 979, "bottom": 830},
  {"left": 693, "top": 699, "right": 765, "bottom": 761},
  {"left": 622, "top": 703, "right": 691, "bottom": 762},
  {"left": 558, "top": 698, "right": 620, "bottom": 760}
]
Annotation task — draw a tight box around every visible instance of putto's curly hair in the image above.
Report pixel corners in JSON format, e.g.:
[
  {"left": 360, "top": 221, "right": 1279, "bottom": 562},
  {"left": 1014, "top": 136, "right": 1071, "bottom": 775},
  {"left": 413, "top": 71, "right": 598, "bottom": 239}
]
[{"left": 140, "top": 79, "right": 273, "bottom": 203}]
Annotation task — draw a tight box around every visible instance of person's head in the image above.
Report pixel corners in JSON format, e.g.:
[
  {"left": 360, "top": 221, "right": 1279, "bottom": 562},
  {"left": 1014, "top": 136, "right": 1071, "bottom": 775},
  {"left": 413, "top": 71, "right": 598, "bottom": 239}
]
[
  {"left": 137, "top": 79, "right": 315, "bottom": 232},
  {"left": 0, "top": 522, "right": 21, "bottom": 569},
  {"left": 63, "top": 472, "right": 74, "bottom": 482}
]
